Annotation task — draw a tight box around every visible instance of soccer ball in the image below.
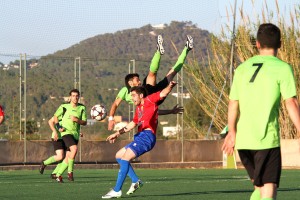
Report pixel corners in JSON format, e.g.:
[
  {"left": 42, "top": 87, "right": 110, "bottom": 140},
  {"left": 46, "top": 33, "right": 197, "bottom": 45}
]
[{"left": 90, "top": 104, "right": 107, "bottom": 121}]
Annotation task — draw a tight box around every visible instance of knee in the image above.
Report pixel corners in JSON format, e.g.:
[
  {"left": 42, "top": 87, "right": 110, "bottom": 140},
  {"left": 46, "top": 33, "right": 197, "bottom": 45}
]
[
  {"left": 56, "top": 154, "right": 64, "bottom": 161},
  {"left": 67, "top": 146, "right": 77, "bottom": 158},
  {"left": 115, "top": 153, "right": 121, "bottom": 160},
  {"left": 70, "top": 146, "right": 78, "bottom": 153}
]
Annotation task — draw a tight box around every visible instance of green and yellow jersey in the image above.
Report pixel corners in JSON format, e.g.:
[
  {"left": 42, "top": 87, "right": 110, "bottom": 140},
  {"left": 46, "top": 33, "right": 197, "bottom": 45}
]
[
  {"left": 54, "top": 103, "right": 87, "bottom": 140},
  {"left": 230, "top": 55, "right": 296, "bottom": 150},
  {"left": 116, "top": 87, "right": 133, "bottom": 104}
]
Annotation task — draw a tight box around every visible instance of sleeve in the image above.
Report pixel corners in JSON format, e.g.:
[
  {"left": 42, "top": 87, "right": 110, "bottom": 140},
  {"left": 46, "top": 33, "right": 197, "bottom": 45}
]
[
  {"left": 280, "top": 64, "right": 297, "bottom": 100},
  {"left": 0, "top": 106, "right": 4, "bottom": 116},
  {"left": 147, "top": 91, "right": 162, "bottom": 104},
  {"left": 54, "top": 105, "right": 64, "bottom": 117},
  {"left": 116, "top": 87, "right": 129, "bottom": 100},
  {"left": 81, "top": 106, "right": 87, "bottom": 121}
]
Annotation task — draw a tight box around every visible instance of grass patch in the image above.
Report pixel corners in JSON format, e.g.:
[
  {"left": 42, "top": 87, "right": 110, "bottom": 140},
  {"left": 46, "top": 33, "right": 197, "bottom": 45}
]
[{"left": 0, "top": 169, "right": 300, "bottom": 199}]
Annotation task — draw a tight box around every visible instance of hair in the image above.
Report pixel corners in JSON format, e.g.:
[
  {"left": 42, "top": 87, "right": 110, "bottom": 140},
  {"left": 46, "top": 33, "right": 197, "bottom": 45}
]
[
  {"left": 125, "top": 73, "right": 139, "bottom": 89},
  {"left": 257, "top": 23, "right": 281, "bottom": 49},
  {"left": 69, "top": 88, "right": 80, "bottom": 96},
  {"left": 130, "top": 86, "right": 148, "bottom": 97}
]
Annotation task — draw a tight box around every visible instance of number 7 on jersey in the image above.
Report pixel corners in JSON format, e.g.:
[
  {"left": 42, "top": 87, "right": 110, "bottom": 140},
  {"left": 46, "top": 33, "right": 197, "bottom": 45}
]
[{"left": 250, "top": 63, "right": 263, "bottom": 82}]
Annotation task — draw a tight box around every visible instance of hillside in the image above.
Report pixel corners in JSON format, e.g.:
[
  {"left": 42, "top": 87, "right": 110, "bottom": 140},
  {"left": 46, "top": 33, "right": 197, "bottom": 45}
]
[{"left": 0, "top": 21, "right": 212, "bottom": 136}]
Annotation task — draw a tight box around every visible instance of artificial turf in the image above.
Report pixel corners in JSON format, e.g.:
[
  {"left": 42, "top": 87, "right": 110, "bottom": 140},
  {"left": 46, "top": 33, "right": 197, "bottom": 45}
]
[{"left": 0, "top": 168, "right": 299, "bottom": 199}]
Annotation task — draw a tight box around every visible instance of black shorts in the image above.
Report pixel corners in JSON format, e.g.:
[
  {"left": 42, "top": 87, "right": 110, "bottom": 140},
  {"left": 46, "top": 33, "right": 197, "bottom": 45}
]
[
  {"left": 62, "top": 134, "right": 79, "bottom": 149},
  {"left": 51, "top": 139, "right": 66, "bottom": 151},
  {"left": 143, "top": 76, "right": 169, "bottom": 105},
  {"left": 238, "top": 147, "right": 281, "bottom": 187}
]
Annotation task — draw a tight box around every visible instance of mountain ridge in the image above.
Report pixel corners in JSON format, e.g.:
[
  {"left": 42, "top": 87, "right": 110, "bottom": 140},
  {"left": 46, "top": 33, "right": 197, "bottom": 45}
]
[{"left": 0, "top": 21, "right": 212, "bottom": 135}]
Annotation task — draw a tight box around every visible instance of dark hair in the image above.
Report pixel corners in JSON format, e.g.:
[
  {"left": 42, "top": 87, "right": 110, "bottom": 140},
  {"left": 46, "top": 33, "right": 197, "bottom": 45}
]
[
  {"left": 69, "top": 89, "right": 80, "bottom": 96},
  {"left": 257, "top": 23, "right": 281, "bottom": 49},
  {"left": 130, "top": 86, "right": 148, "bottom": 97},
  {"left": 125, "top": 73, "right": 139, "bottom": 89}
]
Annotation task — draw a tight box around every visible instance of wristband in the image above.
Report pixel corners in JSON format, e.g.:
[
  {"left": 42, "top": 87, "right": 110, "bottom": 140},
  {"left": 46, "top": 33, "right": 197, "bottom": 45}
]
[
  {"left": 108, "top": 116, "right": 114, "bottom": 121},
  {"left": 55, "top": 123, "right": 62, "bottom": 130}
]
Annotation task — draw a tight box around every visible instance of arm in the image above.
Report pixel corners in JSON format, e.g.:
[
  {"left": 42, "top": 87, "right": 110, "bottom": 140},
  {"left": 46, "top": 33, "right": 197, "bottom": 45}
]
[
  {"left": 222, "top": 100, "right": 239, "bottom": 155},
  {"left": 70, "top": 116, "right": 87, "bottom": 126},
  {"left": 158, "top": 104, "right": 184, "bottom": 115},
  {"left": 48, "top": 117, "right": 56, "bottom": 132},
  {"left": 106, "top": 121, "right": 137, "bottom": 143},
  {"left": 160, "top": 81, "right": 177, "bottom": 99},
  {"left": 285, "top": 97, "right": 300, "bottom": 151},
  {"left": 0, "top": 116, "right": 3, "bottom": 125},
  {"left": 53, "top": 115, "right": 65, "bottom": 132},
  {"left": 48, "top": 117, "right": 58, "bottom": 141},
  {"left": 108, "top": 98, "right": 123, "bottom": 131}
]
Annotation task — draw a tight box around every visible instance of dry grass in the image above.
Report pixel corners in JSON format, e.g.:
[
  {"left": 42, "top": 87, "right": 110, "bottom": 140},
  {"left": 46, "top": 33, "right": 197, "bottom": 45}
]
[{"left": 185, "top": 0, "right": 300, "bottom": 138}]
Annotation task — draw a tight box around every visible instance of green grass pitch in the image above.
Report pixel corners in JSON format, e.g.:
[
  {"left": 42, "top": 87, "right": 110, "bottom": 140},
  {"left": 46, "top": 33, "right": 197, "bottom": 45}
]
[{"left": 0, "top": 168, "right": 300, "bottom": 199}]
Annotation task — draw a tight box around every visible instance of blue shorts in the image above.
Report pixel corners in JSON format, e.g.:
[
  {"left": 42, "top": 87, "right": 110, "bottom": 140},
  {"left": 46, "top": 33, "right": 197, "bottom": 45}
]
[{"left": 125, "top": 130, "right": 156, "bottom": 157}]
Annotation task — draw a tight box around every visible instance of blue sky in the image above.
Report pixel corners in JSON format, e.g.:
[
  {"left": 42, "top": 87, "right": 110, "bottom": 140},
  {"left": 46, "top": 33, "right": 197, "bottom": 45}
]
[{"left": 0, "top": 0, "right": 298, "bottom": 63}]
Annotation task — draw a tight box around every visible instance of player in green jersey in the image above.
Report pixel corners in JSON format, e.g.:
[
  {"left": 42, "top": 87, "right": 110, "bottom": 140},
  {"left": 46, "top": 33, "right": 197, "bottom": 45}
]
[
  {"left": 222, "top": 23, "right": 300, "bottom": 200},
  {"left": 53, "top": 89, "right": 87, "bottom": 182},
  {"left": 108, "top": 35, "right": 193, "bottom": 130},
  {"left": 39, "top": 116, "right": 66, "bottom": 179}
]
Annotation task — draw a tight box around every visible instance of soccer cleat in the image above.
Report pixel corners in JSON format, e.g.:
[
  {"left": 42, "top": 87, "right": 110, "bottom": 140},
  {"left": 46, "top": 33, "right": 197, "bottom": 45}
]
[
  {"left": 185, "top": 35, "right": 193, "bottom": 50},
  {"left": 68, "top": 172, "right": 74, "bottom": 181},
  {"left": 56, "top": 176, "right": 63, "bottom": 183},
  {"left": 157, "top": 35, "right": 165, "bottom": 55},
  {"left": 102, "top": 189, "right": 122, "bottom": 199},
  {"left": 39, "top": 161, "right": 46, "bottom": 174},
  {"left": 126, "top": 180, "right": 143, "bottom": 195},
  {"left": 50, "top": 174, "right": 57, "bottom": 179}
]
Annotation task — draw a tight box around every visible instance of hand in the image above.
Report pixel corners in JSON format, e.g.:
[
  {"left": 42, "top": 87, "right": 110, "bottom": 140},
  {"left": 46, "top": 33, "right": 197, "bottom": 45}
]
[
  {"left": 221, "top": 131, "right": 236, "bottom": 155},
  {"left": 58, "top": 127, "right": 65, "bottom": 132},
  {"left": 70, "top": 115, "right": 79, "bottom": 122},
  {"left": 169, "top": 81, "right": 177, "bottom": 88},
  {"left": 108, "top": 119, "right": 115, "bottom": 131},
  {"left": 106, "top": 132, "right": 120, "bottom": 144},
  {"left": 171, "top": 104, "right": 184, "bottom": 114}
]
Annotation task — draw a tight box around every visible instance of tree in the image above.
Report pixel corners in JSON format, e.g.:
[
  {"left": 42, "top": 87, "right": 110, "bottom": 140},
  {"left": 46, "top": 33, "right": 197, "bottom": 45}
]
[{"left": 184, "top": 3, "right": 300, "bottom": 138}]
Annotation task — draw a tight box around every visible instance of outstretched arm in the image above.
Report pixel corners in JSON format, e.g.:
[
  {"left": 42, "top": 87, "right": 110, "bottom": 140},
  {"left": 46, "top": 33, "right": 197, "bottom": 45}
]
[
  {"left": 108, "top": 98, "right": 123, "bottom": 131},
  {"left": 106, "top": 121, "right": 137, "bottom": 143},
  {"left": 158, "top": 104, "right": 184, "bottom": 115}
]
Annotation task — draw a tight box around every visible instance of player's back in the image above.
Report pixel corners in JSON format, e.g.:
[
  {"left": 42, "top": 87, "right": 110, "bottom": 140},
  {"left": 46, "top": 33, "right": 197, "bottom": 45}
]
[
  {"left": 235, "top": 55, "right": 291, "bottom": 105},
  {"left": 231, "top": 55, "right": 296, "bottom": 149}
]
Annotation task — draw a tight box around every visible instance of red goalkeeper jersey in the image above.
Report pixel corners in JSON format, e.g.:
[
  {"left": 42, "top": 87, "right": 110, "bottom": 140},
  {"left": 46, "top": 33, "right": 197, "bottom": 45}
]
[
  {"left": 0, "top": 106, "right": 4, "bottom": 117},
  {"left": 133, "top": 91, "right": 163, "bottom": 134}
]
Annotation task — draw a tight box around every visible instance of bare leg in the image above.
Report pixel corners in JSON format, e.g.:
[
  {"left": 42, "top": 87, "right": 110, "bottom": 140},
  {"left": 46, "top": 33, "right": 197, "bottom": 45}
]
[{"left": 260, "top": 183, "right": 277, "bottom": 199}]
